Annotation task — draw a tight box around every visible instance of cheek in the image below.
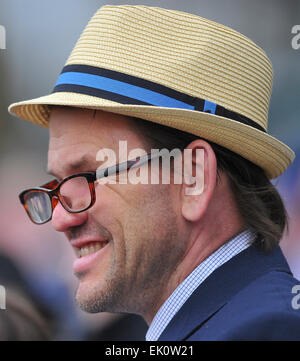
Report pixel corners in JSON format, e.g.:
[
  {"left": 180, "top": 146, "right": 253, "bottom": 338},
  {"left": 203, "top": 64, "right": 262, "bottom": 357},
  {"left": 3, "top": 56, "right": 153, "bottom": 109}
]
[
  {"left": 90, "top": 182, "right": 179, "bottom": 254},
  {"left": 120, "top": 188, "right": 183, "bottom": 287},
  {"left": 121, "top": 184, "right": 179, "bottom": 249}
]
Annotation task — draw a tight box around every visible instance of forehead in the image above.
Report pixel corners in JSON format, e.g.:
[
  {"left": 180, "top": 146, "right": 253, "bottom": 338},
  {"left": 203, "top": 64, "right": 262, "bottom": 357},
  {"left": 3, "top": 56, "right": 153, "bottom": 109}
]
[
  {"left": 49, "top": 107, "right": 141, "bottom": 145},
  {"left": 48, "top": 107, "right": 145, "bottom": 177}
]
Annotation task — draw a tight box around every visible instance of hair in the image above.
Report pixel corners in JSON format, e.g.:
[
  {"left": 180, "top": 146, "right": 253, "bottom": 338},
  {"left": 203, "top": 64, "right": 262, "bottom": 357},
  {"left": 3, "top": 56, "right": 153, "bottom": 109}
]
[{"left": 131, "top": 117, "right": 288, "bottom": 252}]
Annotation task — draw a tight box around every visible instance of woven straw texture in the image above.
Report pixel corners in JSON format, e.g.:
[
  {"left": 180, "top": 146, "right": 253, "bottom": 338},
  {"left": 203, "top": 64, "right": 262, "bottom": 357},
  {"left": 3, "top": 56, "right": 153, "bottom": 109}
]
[{"left": 8, "top": 5, "right": 294, "bottom": 179}]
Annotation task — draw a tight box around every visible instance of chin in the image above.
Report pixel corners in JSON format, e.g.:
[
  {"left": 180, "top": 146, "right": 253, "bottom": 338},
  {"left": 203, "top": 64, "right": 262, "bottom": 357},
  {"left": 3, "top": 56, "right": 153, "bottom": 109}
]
[
  {"left": 75, "top": 285, "right": 103, "bottom": 313},
  {"left": 75, "top": 276, "right": 124, "bottom": 314}
]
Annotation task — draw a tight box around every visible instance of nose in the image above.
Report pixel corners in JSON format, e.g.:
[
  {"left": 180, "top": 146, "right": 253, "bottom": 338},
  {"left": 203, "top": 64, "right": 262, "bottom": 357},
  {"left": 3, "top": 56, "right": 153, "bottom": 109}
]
[{"left": 51, "top": 200, "right": 88, "bottom": 232}]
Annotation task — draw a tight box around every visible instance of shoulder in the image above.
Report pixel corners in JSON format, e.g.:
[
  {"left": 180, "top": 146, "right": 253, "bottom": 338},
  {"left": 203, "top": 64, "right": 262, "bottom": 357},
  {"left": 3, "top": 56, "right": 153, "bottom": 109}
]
[
  {"left": 234, "top": 268, "right": 300, "bottom": 312},
  {"left": 223, "top": 270, "right": 300, "bottom": 340},
  {"left": 192, "top": 270, "right": 300, "bottom": 340}
]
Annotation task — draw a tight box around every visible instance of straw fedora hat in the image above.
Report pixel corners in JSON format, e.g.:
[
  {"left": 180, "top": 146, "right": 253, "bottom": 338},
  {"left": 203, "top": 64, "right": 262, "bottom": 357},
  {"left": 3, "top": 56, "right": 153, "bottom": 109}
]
[{"left": 8, "top": 5, "right": 294, "bottom": 179}]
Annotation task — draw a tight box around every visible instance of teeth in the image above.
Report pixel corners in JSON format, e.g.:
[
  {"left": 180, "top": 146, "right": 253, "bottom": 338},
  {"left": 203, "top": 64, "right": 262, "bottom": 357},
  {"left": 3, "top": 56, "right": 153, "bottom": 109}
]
[{"left": 77, "top": 241, "right": 108, "bottom": 258}]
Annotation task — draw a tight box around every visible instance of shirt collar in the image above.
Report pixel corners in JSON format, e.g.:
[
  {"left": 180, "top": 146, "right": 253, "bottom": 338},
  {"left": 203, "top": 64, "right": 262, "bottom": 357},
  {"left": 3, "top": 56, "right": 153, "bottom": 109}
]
[{"left": 146, "top": 229, "right": 255, "bottom": 341}]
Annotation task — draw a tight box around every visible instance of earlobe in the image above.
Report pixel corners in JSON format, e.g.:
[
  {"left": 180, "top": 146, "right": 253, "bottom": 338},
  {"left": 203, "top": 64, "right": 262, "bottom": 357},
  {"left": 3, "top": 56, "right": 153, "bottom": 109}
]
[{"left": 181, "top": 140, "right": 217, "bottom": 222}]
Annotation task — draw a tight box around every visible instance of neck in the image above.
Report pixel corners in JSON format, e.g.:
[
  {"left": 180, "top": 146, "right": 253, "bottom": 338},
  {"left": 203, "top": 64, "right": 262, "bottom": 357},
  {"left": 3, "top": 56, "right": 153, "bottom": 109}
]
[
  {"left": 143, "top": 222, "right": 247, "bottom": 325},
  {"left": 143, "top": 175, "right": 247, "bottom": 325}
]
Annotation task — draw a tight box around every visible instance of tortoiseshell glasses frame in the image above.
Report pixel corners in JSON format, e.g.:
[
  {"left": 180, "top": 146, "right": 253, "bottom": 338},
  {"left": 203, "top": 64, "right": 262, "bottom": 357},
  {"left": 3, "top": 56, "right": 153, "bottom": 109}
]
[{"left": 19, "top": 153, "right": 156, "bottom": 225}]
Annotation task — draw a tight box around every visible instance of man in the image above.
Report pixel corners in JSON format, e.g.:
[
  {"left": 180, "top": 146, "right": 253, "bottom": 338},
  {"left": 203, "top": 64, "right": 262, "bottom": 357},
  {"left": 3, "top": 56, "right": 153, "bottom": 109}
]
[{"left": 9, "top": 5, "right": 300, "bottom": 340}]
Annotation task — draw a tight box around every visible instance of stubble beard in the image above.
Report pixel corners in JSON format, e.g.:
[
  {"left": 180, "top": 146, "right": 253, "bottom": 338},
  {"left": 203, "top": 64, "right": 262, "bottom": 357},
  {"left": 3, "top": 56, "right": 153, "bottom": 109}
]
[
  {"left": 74, "top": 190, "right": 184, "bottom": 317},
  {"left": 75, "top": 254, "right": 128, "bottom": 314},
  {"left": 75, "top": 226, "right": 185, "bottom": 317}
]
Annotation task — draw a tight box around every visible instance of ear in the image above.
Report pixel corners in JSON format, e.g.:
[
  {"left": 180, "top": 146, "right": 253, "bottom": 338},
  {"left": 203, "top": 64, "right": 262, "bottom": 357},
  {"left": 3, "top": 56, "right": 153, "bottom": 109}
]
[{"left": 181, "top": 139, "right": 217, "bottom": 222}]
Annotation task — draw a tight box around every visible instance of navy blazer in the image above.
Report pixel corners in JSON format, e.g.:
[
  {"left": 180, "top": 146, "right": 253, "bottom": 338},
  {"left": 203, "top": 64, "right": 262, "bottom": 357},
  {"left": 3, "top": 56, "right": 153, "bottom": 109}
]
[{"left": 158, "top": 244, "right": 300, "bottom": 341}]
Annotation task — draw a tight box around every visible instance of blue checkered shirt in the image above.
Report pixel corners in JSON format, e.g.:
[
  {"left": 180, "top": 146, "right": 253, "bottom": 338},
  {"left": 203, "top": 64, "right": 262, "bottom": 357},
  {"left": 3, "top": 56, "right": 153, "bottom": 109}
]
[{"left": 146, "top": 229, "right": 255, "bottom": 341}]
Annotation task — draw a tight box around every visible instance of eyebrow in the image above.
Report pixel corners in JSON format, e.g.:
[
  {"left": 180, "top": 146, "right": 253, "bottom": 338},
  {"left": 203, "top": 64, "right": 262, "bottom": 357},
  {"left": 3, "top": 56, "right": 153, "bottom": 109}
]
[{"left": 47, "top": 154, "right": 96, "bottom": 180}]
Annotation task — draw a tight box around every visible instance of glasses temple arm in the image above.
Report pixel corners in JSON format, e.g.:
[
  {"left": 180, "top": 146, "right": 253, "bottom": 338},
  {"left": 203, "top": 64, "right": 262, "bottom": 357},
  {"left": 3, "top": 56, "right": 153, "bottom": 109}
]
[{"left": 96, "top": 152, "right": 159, "bottom": 180}]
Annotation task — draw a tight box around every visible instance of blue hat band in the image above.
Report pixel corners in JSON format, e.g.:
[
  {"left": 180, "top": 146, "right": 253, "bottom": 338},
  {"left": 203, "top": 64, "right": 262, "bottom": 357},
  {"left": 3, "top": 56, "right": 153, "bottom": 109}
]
[{"left": 53, "top": 64, "right": 266, "bottom": 133}]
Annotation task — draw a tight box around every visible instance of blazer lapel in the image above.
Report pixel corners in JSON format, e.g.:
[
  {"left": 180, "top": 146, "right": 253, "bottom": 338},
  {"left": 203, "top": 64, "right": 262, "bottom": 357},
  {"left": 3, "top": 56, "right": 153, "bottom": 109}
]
[{"left": 158, "top": 244, "right": 291, "bottom": 341}]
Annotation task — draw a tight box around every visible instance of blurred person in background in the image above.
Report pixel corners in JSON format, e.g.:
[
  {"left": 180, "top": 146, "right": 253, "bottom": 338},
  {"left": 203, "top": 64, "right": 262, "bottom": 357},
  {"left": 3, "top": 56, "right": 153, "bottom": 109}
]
[
  {"left": 7, "top": 5, "right": 300, "bottom": 341},
  {"left": 0, "top": 251, "right": 55, "bottom": 340}
]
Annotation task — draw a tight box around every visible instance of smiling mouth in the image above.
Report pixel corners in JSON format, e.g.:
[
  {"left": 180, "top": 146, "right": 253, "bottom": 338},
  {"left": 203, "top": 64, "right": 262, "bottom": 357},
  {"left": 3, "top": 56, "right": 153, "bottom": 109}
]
[{"left": 75, "top": 240, "right": 109, "bottom": 258}]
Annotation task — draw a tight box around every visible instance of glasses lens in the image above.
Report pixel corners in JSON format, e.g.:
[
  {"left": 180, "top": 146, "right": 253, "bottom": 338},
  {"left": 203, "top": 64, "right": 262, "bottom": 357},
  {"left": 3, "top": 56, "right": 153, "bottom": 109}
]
[
  {"left": 59, "top": 176, "right": 92, "bottom": 212},
  {"left": 24, "top": 191, "right": 52, "bottom": 224}
]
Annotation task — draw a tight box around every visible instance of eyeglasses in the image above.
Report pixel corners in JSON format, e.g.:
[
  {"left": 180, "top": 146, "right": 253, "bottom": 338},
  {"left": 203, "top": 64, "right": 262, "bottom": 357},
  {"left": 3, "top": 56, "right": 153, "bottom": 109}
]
[{"left": 19, "top": 153, "right": 156, "bottom": 225}]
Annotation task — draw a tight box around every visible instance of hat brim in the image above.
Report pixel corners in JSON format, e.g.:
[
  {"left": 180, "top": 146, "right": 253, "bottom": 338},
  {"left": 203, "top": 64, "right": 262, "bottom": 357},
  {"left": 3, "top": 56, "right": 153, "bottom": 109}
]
[{"left": 8, "top": 91, "right": 294, "bottom": 179}]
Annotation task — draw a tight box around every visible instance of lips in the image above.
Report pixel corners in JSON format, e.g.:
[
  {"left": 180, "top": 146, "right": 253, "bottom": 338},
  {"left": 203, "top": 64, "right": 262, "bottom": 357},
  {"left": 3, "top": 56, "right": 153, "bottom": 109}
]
[{"left": 72, "top": 238, "right": 110, "bottom": 274}]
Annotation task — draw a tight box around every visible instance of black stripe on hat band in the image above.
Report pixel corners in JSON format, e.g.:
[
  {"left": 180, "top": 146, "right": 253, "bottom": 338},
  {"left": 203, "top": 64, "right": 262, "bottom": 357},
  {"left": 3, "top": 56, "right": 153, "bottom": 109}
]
[
  {"left": 52, "top": 64, "right": 266, "bottom": 133},
  {"left": 54, "top": 84, "right": 152, "bottom": 107}
]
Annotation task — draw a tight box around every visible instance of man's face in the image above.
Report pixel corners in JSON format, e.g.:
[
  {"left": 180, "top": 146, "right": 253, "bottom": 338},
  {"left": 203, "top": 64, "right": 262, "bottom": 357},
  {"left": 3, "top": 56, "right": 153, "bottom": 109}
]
[{"left": 48, "top": 107, "right": 185, "bottom": 319}]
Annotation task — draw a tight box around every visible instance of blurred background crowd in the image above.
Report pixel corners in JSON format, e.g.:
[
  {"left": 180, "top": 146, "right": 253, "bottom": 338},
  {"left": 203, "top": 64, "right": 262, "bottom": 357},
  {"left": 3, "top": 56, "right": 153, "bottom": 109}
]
[{"left": 0, "top": 0, "right": 299, "bottom": 340}]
